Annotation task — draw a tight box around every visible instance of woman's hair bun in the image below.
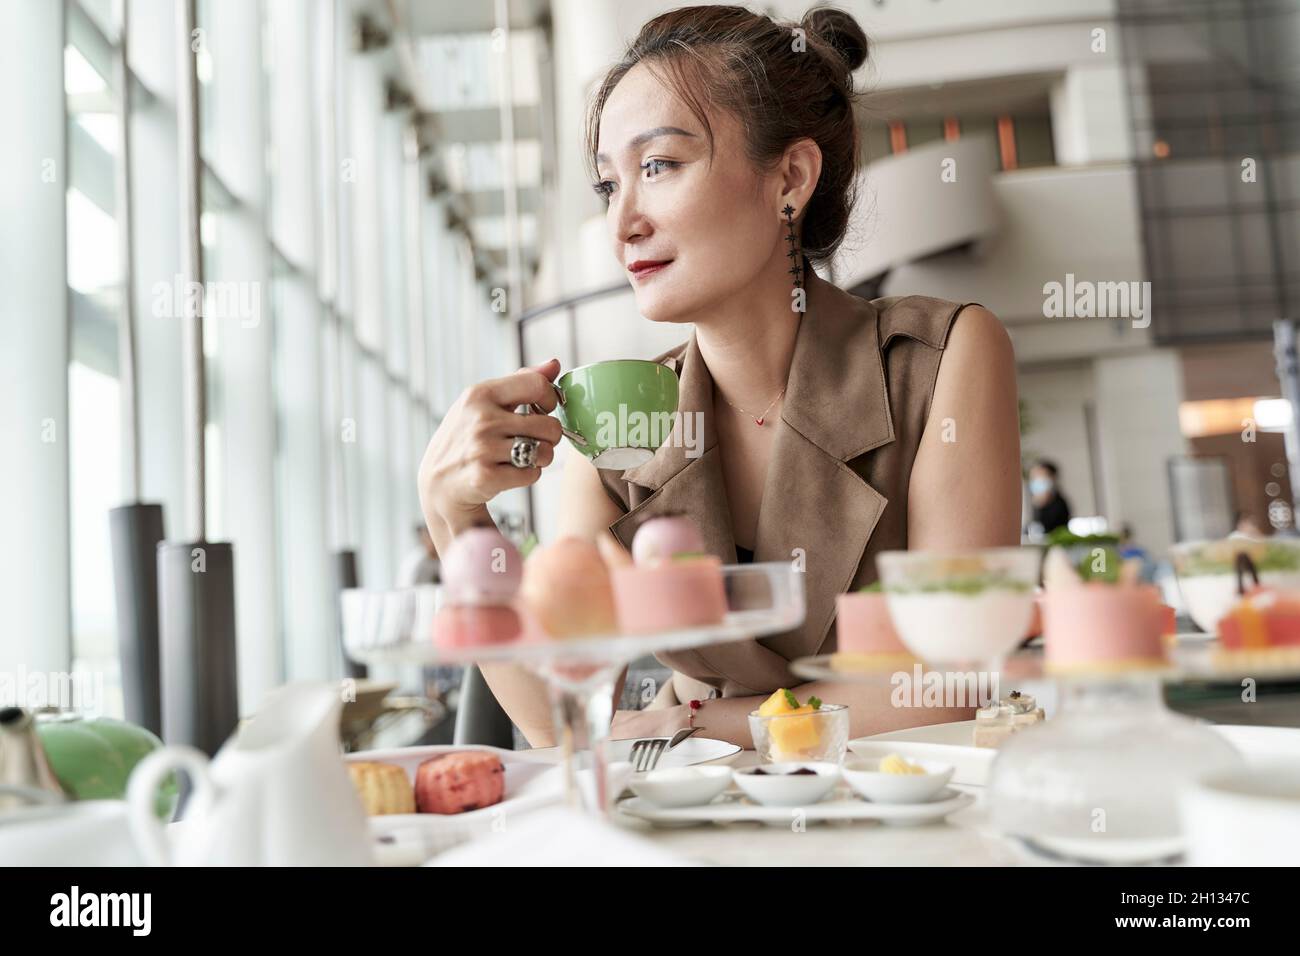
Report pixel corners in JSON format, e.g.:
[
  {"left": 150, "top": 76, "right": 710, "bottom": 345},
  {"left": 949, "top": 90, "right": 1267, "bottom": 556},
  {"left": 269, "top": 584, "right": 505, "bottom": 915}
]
[{"left": 802, "top": 6, "right": 870, "bottom": 73}]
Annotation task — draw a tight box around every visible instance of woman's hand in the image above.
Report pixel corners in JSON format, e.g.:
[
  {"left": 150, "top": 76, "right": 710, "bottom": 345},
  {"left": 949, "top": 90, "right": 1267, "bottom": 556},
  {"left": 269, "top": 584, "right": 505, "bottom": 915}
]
[
  {"left": 418, "top": 358, "right": 564, "bottom": 543},
  {"left": 609, "top": 704, "right": 690, "bottom": 741}
]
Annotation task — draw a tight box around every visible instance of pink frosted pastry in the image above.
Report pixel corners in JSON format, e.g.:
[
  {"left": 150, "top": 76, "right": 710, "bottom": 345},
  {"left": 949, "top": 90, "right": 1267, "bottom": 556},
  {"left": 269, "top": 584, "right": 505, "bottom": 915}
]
[
  {"left": 631, "top": 515, "right": 706, "bottom": 565},
  {"left": 611, "top": 516, "right": 726, "bottom": 633},
  {"left": 433, "top": 527, "right": 524, "bottom": 649},
  {"left": 612, "top": 556, "right": 728, "bottom": 633},
  {"left": 432, "top": 604, "right": 522, "bottom": 649},
  {"left": 1043, "top": 583, "right": 1169, "bottom": 673},
  {"left": 521, "top": 537, "right": 619, "bottom": 639},
  {"left": 414, "top": 751, "right": 505, "bottom": 815},
  {"left": 833, "top": 590, "right": 915, "bottom": 668},
  {"left": 441, "top": 527, "right": 522, "bottom": 604}
]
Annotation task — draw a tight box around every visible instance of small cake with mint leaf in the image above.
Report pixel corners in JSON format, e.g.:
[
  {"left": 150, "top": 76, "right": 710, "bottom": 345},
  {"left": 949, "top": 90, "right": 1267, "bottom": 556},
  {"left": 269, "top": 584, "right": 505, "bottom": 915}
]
[
  {"left": 1041, "top": 546, "right": 1170, "bottom": 675},
  {"left": 611, "top": 514, "right": 727, "bottom": 634}
]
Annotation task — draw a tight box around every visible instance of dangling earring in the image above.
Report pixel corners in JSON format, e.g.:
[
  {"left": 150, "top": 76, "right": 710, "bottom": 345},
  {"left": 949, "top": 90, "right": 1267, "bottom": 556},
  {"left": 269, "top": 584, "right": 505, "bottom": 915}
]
[{"left": 782, "top": 203, "right": 803, "bottom": 290}]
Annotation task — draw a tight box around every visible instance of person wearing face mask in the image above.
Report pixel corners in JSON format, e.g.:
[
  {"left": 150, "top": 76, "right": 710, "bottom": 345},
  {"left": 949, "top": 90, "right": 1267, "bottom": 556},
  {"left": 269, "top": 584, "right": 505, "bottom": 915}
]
[
  {"left": 418, "top": 5, "right": 1023, "bottom": 749},
  {"left": 1028, "top": 460, "right": 1071, "bottom": 534}
]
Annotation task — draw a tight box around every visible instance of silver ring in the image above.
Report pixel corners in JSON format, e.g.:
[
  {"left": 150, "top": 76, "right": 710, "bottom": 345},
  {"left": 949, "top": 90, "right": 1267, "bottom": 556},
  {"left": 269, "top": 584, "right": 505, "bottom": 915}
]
[{"left": 510, "top": 436, "right": 539, "bottom": 468}]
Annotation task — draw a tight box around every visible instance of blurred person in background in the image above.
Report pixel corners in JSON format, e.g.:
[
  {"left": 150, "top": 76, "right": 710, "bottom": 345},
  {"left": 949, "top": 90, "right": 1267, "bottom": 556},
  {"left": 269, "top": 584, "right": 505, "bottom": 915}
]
[
  {"left": 397, "top": 523, "right": 441, "bottom": 586},
  {"left": 1233, "top": 511, "right": 1266, "bottom": 538},
  {"left": 1029, "top": 459, "right": 1071, "bottom": 534}
]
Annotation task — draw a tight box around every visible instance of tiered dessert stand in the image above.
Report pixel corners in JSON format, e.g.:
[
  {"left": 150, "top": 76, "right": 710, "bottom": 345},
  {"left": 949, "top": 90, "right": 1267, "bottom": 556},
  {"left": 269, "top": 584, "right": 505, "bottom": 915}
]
[{"left": 343, "top": 562, "right": 805, "bottom": 815}]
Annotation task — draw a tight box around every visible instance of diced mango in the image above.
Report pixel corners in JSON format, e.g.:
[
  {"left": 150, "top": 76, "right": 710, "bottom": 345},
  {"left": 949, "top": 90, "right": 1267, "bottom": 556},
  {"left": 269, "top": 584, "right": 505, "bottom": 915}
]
[
  {"left": 769, "top": 705, "right": 822, "bottom": 754},
  {"left": 758, "top": 689, "right": 795, "bottom": 718}
]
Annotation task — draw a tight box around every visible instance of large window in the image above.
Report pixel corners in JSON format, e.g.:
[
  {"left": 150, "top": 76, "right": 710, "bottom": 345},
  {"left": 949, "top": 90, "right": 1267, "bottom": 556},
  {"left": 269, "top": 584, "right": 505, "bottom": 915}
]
[
  {"left": 46, "top": 0, "right": 507, "bottom": 713},
  {"left": 65, "top": 27, "right": 124, "bottom": 713}
]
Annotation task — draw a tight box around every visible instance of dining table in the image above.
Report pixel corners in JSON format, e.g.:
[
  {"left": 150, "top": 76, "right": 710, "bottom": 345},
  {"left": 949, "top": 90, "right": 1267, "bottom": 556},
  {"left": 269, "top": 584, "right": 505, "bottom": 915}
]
[{"left": 458, "top": 717, "right": 1300, "bottom": 868}]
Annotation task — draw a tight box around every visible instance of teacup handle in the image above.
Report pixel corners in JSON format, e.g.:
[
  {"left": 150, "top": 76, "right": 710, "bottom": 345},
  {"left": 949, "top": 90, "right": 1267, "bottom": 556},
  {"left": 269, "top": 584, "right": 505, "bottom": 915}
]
[
  {"left": 126, "top": 745, "right": 217, "bottom": 867},
  {"left": 524, "top": 382, "right": 588, "bottom": 447}
]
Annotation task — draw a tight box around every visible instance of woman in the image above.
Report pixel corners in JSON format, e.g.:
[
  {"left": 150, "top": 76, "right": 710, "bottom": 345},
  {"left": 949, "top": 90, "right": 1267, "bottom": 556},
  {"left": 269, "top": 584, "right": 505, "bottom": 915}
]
[{"left": 418, "top": 5, "right": 1022, "bottom": 748}]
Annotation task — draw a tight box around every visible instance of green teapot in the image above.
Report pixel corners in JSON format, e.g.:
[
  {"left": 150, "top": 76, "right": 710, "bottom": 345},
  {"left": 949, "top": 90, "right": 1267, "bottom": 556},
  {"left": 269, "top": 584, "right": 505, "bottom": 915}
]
[{"left": 36, "top": 714, "right": 177, "bottom": 819}]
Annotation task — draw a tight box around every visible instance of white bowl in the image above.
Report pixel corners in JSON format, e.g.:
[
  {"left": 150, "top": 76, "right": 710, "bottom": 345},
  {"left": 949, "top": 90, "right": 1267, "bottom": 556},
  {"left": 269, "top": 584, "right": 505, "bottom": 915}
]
[
  {"left": 732, "top": 762, "right": 840, "bottom": 807},
  {"left": 875, "top": 548, "right": 1041, "bottom": 667},
  {"left": 628, "top": 766, "right": 732, "bottom": 808},
  {"left": 882, "top": 590, "right": 1035, "bottom": 666},
  {"left": 842, "top": 757, "right": 954, "bottom": 804}
]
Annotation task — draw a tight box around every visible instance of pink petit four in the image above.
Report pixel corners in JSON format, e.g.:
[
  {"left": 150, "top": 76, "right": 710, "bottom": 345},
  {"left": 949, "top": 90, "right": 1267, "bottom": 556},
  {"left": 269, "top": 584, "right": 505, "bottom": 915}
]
[
  {"left": 833, "top": 590, "right": 916, "bottom": 669},
  {"left": 520, "top": 537, "right": 619, "bottom": 639},
  {"left": 631, "top": 515, "right": 706, "bottom": 565},
  {"left": 432, "top": 604, "right": 522, "bottom": 648},
  {"left": 612, "top": 556, "right": 728, "bottom": 634},
  {"left": 432, "top": 527, "right": 524, "bottom": 650},
  {"left": 610, "top": 516, "right": 727, "bottom": 634},
  {"left": 1042, "top": 583, "right": 1169, "bottom": 674},
  {"left": 440, "top": 527, "right": 522, "bottom": 604}
]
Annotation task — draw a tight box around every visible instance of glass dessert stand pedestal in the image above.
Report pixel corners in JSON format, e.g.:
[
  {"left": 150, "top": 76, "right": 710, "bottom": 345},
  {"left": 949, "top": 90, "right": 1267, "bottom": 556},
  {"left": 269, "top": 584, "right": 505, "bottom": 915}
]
[
  {"left": 792, "top": 637, "right": 1294, "bottom": 864},
  {"left": 343, "top": 562, "right": 804, "bottom": 816}
]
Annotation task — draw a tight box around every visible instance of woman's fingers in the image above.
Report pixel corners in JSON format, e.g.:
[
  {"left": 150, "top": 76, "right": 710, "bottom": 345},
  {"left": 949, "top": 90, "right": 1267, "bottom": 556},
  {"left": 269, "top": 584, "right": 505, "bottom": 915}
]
[
  {"left": 490, "top": 461, "right": 545, "bottom": 492},
  {"left": 496, "top": 408, "right": 563, "bottom": 444},
  {"left": 482, "top": 364, "right": 561, "bottom": 412}
]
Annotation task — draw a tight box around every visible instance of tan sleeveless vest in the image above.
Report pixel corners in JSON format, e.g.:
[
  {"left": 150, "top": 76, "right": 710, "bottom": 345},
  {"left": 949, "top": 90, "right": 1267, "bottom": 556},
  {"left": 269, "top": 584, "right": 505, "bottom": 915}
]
[{"left": 597, "top": 266, "right": 976, "bottom": 705}]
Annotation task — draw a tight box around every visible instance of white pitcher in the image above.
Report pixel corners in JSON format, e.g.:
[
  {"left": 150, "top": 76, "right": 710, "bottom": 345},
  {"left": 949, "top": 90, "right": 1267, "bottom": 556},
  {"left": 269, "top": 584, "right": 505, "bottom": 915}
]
[{"left": 127, "top": 682, "right": 373, "bottom": 866}]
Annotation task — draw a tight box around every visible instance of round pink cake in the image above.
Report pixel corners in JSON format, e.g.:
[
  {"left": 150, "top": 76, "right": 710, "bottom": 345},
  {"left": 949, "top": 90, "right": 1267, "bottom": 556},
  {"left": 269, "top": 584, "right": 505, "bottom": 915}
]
[
  {"left": 432, "top": 604, "right": 522, "bottom": 649},
  {"left": 611, "top": 556, "right": 728, "bottom": 634},
  {"left": 414, "top": 751, "right": 505, "bottom": 814},
  {"left": 1042, "top": 583, "right": 1170, "bottom": 674},
  {"left": 834, "top": 591, "right": 915, "bottom": 666}
]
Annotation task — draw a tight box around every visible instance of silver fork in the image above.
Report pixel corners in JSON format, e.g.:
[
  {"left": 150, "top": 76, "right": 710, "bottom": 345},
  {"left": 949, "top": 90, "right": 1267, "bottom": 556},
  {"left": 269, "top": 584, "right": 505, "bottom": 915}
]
[{"left": 628, "top": 726, "right": 700, "bottom": 773}]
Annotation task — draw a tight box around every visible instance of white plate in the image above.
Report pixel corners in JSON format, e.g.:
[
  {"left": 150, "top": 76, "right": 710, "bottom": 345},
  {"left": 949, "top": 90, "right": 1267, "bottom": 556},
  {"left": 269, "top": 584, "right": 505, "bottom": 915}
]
[
  {"left": 853, "top": 720, "right": 1300, "bottom": 787},
  {"left": 346, "top": 745, "right": 563, "bottom": 864},
  {"left": 618, "top": 785, "right": 973, "bottom": 827},
  {"left": 605, "top": 736, "right": 742, "bottom": 771}
]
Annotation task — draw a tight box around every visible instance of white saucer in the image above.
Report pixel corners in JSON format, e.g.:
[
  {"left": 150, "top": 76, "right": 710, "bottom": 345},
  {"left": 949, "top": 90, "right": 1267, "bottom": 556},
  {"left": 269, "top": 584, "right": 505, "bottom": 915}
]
[{"left": 617, "top": 785, "right": 973, "bottom": 828}]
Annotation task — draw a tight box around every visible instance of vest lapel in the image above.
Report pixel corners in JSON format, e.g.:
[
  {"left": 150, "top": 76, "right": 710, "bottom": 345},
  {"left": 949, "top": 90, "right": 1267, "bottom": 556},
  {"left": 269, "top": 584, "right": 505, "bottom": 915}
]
[
  {"left": 609, "top": 329, "right": 735, "bottom": 561},
  {"left": 749, "top": 271, "right": 895, "bottom": 662}
]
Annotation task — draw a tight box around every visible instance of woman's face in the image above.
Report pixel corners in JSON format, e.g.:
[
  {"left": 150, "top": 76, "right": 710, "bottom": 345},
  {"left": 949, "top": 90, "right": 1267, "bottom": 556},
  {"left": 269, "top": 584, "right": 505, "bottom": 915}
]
[{"left": 594, "top": 63, "right": 781, "bottom": 323}]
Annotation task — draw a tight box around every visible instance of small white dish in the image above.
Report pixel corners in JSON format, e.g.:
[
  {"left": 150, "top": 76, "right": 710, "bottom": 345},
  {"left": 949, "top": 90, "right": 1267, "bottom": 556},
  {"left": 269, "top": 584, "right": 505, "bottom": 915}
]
[
  {"left": 732, "top": 762, "right": 840, "bottom": 807},
  {"left": 847, "top": 737, "right": 993, "bottom": 787},
  {"left": 629, "top": 766, "right": 733, "bottom": 808},
  {"left": 842, "top": 757, "right": 953, "bottom": 805}
]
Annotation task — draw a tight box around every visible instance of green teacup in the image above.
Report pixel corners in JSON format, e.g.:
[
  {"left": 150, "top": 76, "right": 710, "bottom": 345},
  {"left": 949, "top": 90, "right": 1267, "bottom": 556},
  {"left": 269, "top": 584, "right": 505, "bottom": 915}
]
[{"left": 555, "top": 360, "right": 680, "bottom": 469}]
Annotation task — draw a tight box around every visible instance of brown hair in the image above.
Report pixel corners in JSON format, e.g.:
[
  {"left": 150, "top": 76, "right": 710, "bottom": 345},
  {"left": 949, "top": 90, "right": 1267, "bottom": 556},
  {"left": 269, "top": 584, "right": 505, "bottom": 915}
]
[{"left": 585, "top": 4, "right": 869, "bottom": 265}]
